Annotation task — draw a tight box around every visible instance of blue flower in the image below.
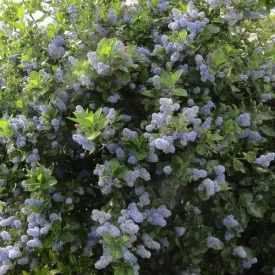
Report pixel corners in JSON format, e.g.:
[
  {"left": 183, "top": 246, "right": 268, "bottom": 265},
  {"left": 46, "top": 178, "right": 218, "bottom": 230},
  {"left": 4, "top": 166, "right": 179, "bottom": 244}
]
[
  {"left": 233, "top": 246, "right": 246, "bottom": 259},
  {"left": 26, "top": 239, "right": 42, "bottom": 248},
  {"left": 255, "top": 153, "right": 275, "bottom": 167},
  {"left": 236, "top": 113, "right": 251, "bottom": 127},
  {"left": 72, "top": 134, "right": 95, "bottom": 151},
  {"left": 175, "top": 226, "right": 186, "bottom": 237},
  {"left": 206, "top": 236, "right": 222, "bottom": 248},
  {"left": 1, "top": 231, "right": 11, "bottom": 241},
  {"left": 223, "top": 215, "right": 238, "bottom": 228},
  {"left": 163, "top": 166, "right": 172, "bottom": 174},
  {"left": 136, "top": 245, "right": 151, "bottom": 258},
  {"left": 95, "top": 253, "right": 113, "bottom": 269}
]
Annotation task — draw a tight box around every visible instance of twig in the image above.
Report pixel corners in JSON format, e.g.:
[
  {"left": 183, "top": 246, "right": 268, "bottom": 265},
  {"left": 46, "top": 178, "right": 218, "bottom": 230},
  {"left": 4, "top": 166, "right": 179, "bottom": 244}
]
[{"left": 22, "top": 0, "right": 39, "bottom": 29}]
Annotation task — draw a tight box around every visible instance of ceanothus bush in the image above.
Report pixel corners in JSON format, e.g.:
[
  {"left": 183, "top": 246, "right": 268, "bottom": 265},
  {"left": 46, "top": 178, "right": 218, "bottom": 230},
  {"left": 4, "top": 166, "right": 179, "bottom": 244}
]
[{"left": 0, "top": 0, "right": 274, "bottom": 274}]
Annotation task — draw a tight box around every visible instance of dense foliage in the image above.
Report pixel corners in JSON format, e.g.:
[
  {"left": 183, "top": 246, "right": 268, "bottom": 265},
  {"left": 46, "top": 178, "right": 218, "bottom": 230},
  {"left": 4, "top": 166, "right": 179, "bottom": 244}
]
[{"left": 0, "top": 0, "right": 275, "bottom": 274}]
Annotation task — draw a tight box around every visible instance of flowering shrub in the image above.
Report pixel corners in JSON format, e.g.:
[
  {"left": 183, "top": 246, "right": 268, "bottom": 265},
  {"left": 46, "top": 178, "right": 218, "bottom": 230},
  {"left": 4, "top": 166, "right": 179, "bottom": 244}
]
[{"left": 0, "top": 0, "right": 274, "bottom": 274}]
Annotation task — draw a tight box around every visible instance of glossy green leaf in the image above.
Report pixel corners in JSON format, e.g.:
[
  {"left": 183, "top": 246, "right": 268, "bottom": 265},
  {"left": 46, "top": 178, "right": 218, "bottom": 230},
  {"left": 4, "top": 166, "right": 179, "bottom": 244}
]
[
  {"left": 173, "top": 88, "right": 187, "bottom": 97},
  {"left": 212, "top": 48, "right": 227, "bottom": 67}
]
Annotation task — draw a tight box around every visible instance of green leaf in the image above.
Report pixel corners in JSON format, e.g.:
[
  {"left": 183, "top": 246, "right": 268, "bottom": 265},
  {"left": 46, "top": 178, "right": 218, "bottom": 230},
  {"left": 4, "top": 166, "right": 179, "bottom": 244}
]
[
  {"left": 247, "top": 204, "right": 266, "bottom": 218},
  {"left": 173, "top": 88, "right": 187, "bottom": 97},
  {"left": 97, "top": 38, "right": 115, "bottom": 56},
  {"left": 109, "top": 159, "right": 120, "bottom": 171},
  {"left": 59, "top": 230, "right": 76, "bottom": 243},
  {"left": 116, "top": 71, "right": 131, "bottom": 83},
  {"left": 37, "top": 173, "right": 43, "bottom": 182},
  {"left": 110, "top": 244, "right": 122, "bottom": 259},
  {"left": 260, "top": 126, "right": 275, "bottom": 137},
  {"left": 196, "top": 144, "right": 205, "bottom": 155},
  {"left": 52, "top": 220, "right": 61, "bottom": 237},
  {"left": 56, "top": 12, "right": 65, "bottom": 23},
  {"left": 86, "top": 132, "right": 101, "bottom": 140},
  {"left": 171, "top": 69, "right": 183, "bottom": 83},
  {"left": 7, "top": 21, "right": 25, "bottom": 30},
  {"left": 18, "top": 7, "right": 25, "bottom": 20},
  {"left": 140, "top": 68, "right": 149, "bottom": 82},
  {"left": 172, "top": 155, "right": 184, "bottom": 170},
  {"left": 257, "top": 113, "right": 274, "bottom": 120},
  {"left": 69, "top": 253, "right": 78, "bottom": 266},
  {"left": 243, "top": 151, "right": 257, "bottom": 163},
  {"left": 233, "top": 158, "right": 245, "bottom": 173},
  {"left": 16, "top": 100, "right": 24, "bottom": 108},
  {"left": 44, "top": 236, "right": 55, "bottom": 248},
  {"left": 114, "top": 265, "right": 134, "bottom": 275},
  {"left": 141, "top": 90, "right": 156, "bottom": 98},
  {"left": 29, "top": 71, "right": 41, "bottom": 86},
  {"left": 226, "top": 44, "right": 241, "bottom": 57},
  {"left": 46, "top": 24, "right": 58, "bottom": 39},
  {"left": 64, "top": 219, "right": 81, "bottom": 230},
  {"left": 136, "top": 151, "right": 147, "bottom": 160},
  {"left": 115, "top": 166, "right": 128, "bottom": 178},
  {"left": 116, "top": 235, "right": 129, "bottom": 245},
  {"left": 125, "top": 266, "right": 135, "bottom": 275},
  {"left": 198, "top": 30, "right": 212, "bottom": 41},
  {"left": 45, "top": 178, "right": 57, "bottom": 188},
  {"left": 74, "top": 112, "right": 92, "bottom": 127},
  {"left": 25, "top": 179, "right": 40, "bottom": 190},
  {"left": 221, "top": 248, "right": 231, "bottom": 261},
  {"left": 271, "top": 212, "right": 275, "bottom": 223},
  {"left": 178, "top": 30, "right": 187, "bottom": 41},
  {"left": 0, "top": 120, "right": 8, "bottom": 130},
  {"left": 114, "top": 266, "right": 124, "bottom": 275},
  {"left": 159, "top": 71, "right": 170, "bottom": 85},
  {"left": 22, "top": 47, "right": 33, "bottom": 60},
  {"left": 49, "top": 270, "right": 62, "bottom": 275},
  {"left": 224, "top": 119, "right": 234, "bottom": 134},
  {"left": 34, "top": 265, "right": 49, "bottom": 275},
  {"left": 212, "top": 49, "right": 227, "bottom": 67},
  {"left": 207, "top": 24, "right": 220, "bottom": 34},
  {"left": 94, "top": 108, "right": 103, "bottom": 120},
  {"left": 103, "top": 234, "right": 115, "bottom": 244},
  {"left": 198, "top": 192, "right": 210, "bottom": 201},
  {"left": 240, "top": 192, "right": 253, "bottom": 205}
]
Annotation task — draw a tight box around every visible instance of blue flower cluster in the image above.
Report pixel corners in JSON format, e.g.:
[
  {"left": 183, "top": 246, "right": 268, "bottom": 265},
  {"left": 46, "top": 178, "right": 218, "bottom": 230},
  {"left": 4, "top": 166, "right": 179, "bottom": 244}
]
[
  {"left": 168, "top": 4, "right": 209, "bottom": 35},
  {"left": 236, "top": 113, "right": 251, "bottom": 127},
  {"left": 206, "top": 236, "right": 222, "bottom": 249},
  {"left": 255, "top": 153, "right": 275, "bottom": 167},
  {"left": 242, "top": 257, "right": 258, "bottom": 269},
  {"left": 198, "top": 178, "right": 220, "bottom": 196},
  {"left": 195, "top": 55, "right": 215, "bottom": 82},
  {"left": 67, "top": 4, "right": 77, "bottom": 23},
  {"left": 72, "top": 134, "right": 95, "bottom": 151},
  {"left": 213, "top": 165, "right": 226, "bottom": 184},
  {"left": 49, "top": 36, "right": 66, "bottom": 59},
  {"left": 188, "top": 168, "right": 208, "bottom": 179},
  {"left": 175, "top": 226, "right": 186, "bottom": 237},
  {"left": 93, "top": 162, "right": 114, "bottom": 194},
  {"left": 124, "top": 168, "right": 151, "bottom": 187},
  {"left": 147, "top": 0, "right": 169, "bottom": 13},
  {"left": 232, "top": 246, "right": 246, "bottom": 259},
  {"left": 145, "top": 205, "right": 171, "bottom": 227},
  {"left": 87, "top": 52, "right": 111, "bottom": 76},
  {"left": 221, "top": 8, "right": 243, "bottom": 26},
  {"left": 95, "top": 253, "right": 113, "bottom": 269},
  {"left": 223, "top": 215, "right": 238, "bottom": 228}
]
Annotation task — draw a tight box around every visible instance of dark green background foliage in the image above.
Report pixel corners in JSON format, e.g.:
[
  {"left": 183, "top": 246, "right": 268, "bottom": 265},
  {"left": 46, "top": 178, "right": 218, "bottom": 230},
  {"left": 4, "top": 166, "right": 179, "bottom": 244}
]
[{"left": 0, "top": 0, "right": 274, "bottom": 274}]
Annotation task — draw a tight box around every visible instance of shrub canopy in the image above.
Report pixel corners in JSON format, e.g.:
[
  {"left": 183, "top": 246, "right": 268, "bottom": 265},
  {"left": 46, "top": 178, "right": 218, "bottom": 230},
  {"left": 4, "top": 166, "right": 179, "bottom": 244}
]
[{"left": 0, "top": 0, "right": 275, "bottom": 274}]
